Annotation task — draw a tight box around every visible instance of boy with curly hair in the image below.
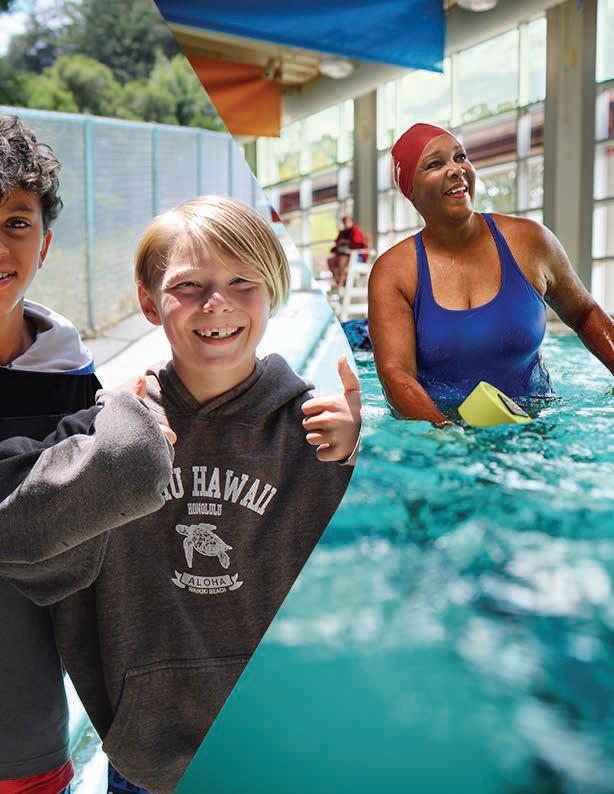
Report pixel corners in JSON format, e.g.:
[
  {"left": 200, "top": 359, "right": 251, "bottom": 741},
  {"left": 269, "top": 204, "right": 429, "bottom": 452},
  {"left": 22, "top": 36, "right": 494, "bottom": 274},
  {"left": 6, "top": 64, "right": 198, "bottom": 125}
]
[{"left": 0, "top": 114, "right": 173, "bottom": 794}]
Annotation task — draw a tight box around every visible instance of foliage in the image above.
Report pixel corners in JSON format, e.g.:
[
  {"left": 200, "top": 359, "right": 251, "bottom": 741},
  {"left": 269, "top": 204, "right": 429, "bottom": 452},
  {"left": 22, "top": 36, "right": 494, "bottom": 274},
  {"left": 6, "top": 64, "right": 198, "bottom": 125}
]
[
  {"left": 310, "top": 209, "right": 338, "bottom": 244},
  {"left": 0, "top": 58, "right": 30, "bottom": 105},
  {"left": 474, "top": 170, "right": 517, "bottom": 214},
  {"left": 0, "top": 0, "right": 224, "bottom": 131},
  {"left": 61, "top": 0, "right": 180, "bottom": 84},
  {"left": 23, "top": 71, "right": 78, "bottom": 112},
  {"left": 32, "top": 54, "right": 123, "bottom": 115},
  {"left": 462, "top": 100, "right": 517, "bottom": 125},
  {"left": 278, "top": 152, "right": 300, "bottom": 181}
]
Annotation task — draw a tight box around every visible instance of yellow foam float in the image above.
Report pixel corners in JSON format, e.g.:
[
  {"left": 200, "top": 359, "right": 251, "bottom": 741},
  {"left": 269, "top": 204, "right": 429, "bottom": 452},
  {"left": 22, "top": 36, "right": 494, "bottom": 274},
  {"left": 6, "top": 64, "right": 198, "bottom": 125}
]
[{"left": 458, "top": 381, "right": 532, "bottom": 427}]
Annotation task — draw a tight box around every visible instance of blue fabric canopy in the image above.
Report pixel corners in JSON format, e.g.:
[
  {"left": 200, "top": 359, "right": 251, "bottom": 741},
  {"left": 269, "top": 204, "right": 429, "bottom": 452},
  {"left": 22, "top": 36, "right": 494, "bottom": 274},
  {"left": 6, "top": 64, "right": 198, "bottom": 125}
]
[{"left": 155, "top": 0, "right": 444, "bottom": 73}]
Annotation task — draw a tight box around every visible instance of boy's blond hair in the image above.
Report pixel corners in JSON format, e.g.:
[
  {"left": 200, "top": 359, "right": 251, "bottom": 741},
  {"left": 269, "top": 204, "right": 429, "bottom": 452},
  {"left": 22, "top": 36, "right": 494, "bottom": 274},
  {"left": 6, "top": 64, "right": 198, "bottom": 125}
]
[{"left": 134, "top": 196, "right": 290, "bottom": 312}]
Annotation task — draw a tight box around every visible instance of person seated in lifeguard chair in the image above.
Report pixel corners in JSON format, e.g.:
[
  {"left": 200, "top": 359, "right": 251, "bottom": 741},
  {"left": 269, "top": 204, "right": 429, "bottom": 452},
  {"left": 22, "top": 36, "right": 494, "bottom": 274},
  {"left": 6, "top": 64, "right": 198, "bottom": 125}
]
[{"left": 327, "top": 214, "right": 368, "bottom": 287}]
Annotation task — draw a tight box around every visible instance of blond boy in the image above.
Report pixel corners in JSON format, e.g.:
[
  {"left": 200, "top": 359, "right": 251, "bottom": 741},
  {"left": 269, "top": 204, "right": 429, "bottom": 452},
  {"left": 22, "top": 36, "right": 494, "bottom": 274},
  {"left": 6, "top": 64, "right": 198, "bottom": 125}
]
[{"left": 52, "top": 196, "right": 360, "bottom": 794}]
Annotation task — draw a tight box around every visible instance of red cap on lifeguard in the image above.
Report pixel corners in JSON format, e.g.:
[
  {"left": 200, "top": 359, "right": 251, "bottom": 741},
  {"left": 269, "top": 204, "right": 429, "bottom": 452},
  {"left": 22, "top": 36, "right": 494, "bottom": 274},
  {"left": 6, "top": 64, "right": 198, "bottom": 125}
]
[{"left": 391, "top": 123, "right": 450, "bottom": 200}]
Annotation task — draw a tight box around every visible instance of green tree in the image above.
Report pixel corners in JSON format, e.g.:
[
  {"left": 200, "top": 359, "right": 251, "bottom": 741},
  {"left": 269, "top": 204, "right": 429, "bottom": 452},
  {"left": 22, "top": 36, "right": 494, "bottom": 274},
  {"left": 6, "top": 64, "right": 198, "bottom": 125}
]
[
  {"left": 1, "top": 1, "right": 225, "bottom": 131},
  {"left": 278, "top": 152, "right": 300, "bottom": 181},
  {"left": 0, "top": 57, "right": 30, "bottom": 105},
  {"left": 119, "top": 75, "right": 177, "bottom": 125},
  {"left": 62, "top": 0, "right": 179, "bottom": 84},
  {"left": 26, "top": 54, "right": 122, "bottom": 116},
  {"left": 23, "top": 72, "right": 78, "bottom": 112},
  {"left": 311, "top": 133, "right": 337, "bottom": 170}
]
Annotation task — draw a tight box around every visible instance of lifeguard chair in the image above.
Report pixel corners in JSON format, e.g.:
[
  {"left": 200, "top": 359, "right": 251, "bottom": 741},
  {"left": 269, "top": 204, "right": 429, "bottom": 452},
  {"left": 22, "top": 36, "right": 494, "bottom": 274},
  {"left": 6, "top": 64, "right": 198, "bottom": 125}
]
[{"left": 336, "top": 248, "right": 376, "bottom": 322}]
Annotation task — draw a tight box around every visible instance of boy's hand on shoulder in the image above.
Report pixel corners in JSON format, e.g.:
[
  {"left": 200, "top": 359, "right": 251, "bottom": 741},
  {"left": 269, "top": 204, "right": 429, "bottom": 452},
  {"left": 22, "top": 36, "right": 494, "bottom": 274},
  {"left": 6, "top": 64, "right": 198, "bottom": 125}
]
[
  {"left": 301, "top": 356, "right": 362, "bottom": 463},
  {"left": 116, "top": 374, "right": 177, "bottom": 446}
]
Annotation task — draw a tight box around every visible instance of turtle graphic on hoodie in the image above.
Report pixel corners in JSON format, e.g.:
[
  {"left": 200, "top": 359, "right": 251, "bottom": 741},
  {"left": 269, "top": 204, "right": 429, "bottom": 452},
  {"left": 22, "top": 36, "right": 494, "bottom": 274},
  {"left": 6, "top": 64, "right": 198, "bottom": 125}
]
[
  {"left": 176, "top": 523, "right": 232, "bottom": 569},
  {"left": 51, "top": 353, "right": 354, "bottom": 794}
]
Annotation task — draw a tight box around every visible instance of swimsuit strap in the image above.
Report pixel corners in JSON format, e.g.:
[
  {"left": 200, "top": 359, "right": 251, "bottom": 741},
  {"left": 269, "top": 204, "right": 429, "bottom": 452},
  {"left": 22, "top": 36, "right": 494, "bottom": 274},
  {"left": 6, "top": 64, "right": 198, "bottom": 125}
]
[
  {"left": 481, "top": 212, "right": 515, "bottom": 279},
  {"left": 413, "top": 230, "right": 435, "bottom": 324},
  {"left": 481, "top": 212, "right": 547, "bottom": 304},
  {"left": 416, "top": 216, "right": 507, "bottom": 291}
]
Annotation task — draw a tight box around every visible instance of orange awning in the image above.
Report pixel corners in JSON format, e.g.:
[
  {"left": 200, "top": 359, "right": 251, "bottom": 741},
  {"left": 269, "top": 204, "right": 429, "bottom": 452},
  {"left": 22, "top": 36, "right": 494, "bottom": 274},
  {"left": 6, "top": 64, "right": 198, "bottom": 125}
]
[{"left": 186, "top": 53, "right": 281, "bottom": 137}]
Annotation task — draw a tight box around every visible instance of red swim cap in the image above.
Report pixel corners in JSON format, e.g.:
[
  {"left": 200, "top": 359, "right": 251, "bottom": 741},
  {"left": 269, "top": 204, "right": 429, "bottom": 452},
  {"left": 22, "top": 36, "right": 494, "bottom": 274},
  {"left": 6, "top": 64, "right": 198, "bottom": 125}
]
[{"left": 391, "top": 123, "right": 451, "bottom": 200}]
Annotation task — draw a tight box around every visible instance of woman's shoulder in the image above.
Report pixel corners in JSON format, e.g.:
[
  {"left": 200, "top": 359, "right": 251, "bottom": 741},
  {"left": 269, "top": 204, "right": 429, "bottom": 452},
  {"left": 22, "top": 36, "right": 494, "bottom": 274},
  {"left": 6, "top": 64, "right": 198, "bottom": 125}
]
[
  {"left": 370, "top": 234, "right": 420, "bottom": 302},
  {"left": 488, "top": 212, "right": 552, "bottom": 292},
  {"left": 372, "top": 234, "right": 419, "bottom": 275},
  {"left": 488, "top": 212, "right": 550, "bottom": 249}
]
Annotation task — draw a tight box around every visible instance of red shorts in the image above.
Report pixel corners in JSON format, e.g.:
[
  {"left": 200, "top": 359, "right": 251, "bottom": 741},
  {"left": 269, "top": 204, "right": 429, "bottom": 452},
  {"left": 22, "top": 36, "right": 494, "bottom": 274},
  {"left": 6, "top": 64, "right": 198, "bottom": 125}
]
[{"left": 0, "top": 761, "right": 73, "bottom": 794}]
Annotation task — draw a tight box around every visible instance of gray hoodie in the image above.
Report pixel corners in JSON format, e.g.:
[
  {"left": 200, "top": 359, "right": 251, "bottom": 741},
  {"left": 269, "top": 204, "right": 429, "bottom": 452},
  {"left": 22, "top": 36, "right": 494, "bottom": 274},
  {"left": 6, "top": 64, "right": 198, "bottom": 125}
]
[
  {"left": 0, "top": 302, "right": 172, "bottom": 782},
  {"left": 0, "top": 393, "right": 174, "bottom": 597},
  {"left": 52, "top": 354, "right": 353, "bottom": 794},
  {"left": 0, "top": 392, "right": 173, "bottom": 780}
]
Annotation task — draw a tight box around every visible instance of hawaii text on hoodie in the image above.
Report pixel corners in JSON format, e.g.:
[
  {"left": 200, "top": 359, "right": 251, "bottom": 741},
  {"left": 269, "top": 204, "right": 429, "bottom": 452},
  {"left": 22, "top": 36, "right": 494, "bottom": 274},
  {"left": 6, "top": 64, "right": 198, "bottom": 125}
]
[{"left": 52, "top": 354, "right": 354, "bottom": 794}]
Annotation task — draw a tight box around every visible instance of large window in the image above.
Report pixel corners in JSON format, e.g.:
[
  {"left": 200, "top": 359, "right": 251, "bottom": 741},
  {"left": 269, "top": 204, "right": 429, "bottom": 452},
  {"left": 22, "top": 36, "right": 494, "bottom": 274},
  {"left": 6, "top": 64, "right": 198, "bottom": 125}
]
[
  {"left": 526, "top": 17, "right": 547, "bottom": 104},
  {"left": 257, "top": 121, "right": 301, "bottom": 185},
  {"left": 398, "top": 60, "right": 452, "bottom": 130},
  {"left": 457, "top": 30, "right": 520, "bottom": 124},
  {"left": 257, "top": 101, "right": 353, "bottom": 274},
  {"left": 597, "top": 0, "right": 614, "bottom": 82}
]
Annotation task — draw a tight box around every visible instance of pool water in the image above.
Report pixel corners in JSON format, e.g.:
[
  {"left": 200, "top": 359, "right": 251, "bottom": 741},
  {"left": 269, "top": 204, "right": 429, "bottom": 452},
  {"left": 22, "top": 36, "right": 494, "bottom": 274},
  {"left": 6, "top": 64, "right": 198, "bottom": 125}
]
[
  {"left": 323, "top": 336, "right": 614, "bottom": 792},
  {"left": 180, "top": 332, "right": 613, "bottom": 794}
]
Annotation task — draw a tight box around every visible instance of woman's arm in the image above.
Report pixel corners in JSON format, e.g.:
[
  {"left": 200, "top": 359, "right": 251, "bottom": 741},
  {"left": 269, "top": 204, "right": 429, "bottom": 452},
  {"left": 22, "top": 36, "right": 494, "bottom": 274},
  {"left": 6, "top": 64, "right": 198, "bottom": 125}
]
[
  {"left": 539, "top": 225, "right": 614, "bottom": 374},
  {"left": 368, "top": 249, "right": 449, "bottom": 423}
]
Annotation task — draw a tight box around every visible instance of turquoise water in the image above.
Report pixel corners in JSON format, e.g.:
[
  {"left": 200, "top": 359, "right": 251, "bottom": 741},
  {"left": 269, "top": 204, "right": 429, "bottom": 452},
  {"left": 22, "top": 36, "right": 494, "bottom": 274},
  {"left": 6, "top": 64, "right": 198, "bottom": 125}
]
[{"left": 178, "top": 333, "right": 614, "bottom": 794}]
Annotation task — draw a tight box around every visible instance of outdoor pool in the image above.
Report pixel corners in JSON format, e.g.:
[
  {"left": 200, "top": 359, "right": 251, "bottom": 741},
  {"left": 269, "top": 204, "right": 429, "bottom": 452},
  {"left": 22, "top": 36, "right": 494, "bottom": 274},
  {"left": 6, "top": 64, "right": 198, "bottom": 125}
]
[{"left": 180, "top": 332, "right": 614, "bottom": 794}]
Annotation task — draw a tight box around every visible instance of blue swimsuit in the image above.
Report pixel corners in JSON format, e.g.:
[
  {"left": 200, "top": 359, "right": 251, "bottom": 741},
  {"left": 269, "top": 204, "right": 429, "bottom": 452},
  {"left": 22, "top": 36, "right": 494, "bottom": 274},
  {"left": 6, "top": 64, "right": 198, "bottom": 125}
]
[{"left": 414, "top": 213, "right": 552, "bottom": 405}]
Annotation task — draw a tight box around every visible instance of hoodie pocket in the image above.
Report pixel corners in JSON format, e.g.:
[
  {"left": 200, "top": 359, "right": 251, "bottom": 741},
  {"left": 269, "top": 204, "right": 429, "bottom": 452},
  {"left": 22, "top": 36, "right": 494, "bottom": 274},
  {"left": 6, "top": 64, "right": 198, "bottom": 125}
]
[{"left": 102, "top": 655, "right": 249, "bottom": 794}]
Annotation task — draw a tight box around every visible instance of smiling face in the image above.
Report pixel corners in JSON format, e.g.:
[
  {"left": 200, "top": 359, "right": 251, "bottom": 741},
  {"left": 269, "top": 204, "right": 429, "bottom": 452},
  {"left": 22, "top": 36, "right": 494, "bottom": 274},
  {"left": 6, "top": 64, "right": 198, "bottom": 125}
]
[
  {"left": 0, "top": 186, "right": 52, "bottom": 318},
  {"left": 411, "top": 132, "right": 476, "bottom": 221},
  {"left": 138, "top": 233, "right": 271, "bottom": 402}
]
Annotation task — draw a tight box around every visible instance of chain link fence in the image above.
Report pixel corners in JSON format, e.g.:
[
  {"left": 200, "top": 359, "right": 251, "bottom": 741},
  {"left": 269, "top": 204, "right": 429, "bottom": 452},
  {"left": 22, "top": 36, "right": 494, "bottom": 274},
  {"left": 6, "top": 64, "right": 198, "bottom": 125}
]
[{"left": 1, "top": 106, "right": 263, "bottom": 334}]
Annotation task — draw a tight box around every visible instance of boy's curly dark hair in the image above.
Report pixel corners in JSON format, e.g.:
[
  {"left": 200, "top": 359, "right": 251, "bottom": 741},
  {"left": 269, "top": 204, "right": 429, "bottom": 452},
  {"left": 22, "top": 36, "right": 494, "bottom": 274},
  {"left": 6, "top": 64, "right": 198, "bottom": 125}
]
[{"left": 0, "top": 115, "right": 63, "bottom": 230}]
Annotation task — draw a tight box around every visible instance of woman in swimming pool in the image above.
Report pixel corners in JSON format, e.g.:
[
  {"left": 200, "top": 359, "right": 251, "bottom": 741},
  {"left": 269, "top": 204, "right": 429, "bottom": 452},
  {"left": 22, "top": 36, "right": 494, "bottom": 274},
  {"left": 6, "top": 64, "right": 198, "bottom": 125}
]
[{"left": 368, "top": 123, "right": 614, "bottom": 424}]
